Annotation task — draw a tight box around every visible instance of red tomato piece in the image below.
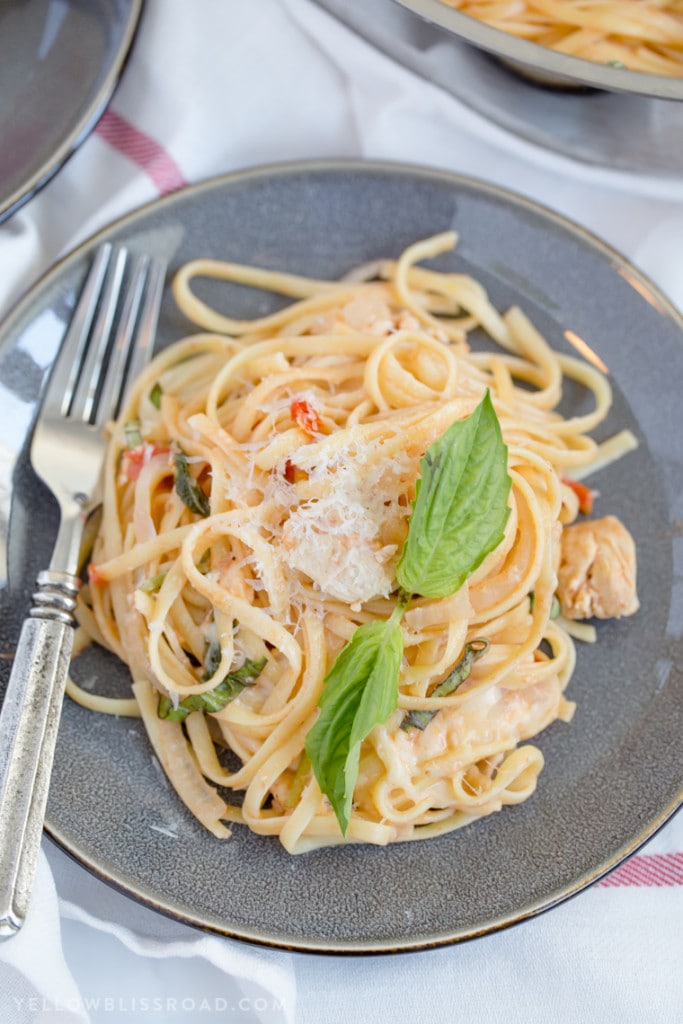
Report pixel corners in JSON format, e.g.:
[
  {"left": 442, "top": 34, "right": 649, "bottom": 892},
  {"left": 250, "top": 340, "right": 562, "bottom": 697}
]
[
  {"left": 563, "top": 477, "right": 596, "bottom": 515},
  {"left": 87, "top": 563, "right": 104, "bottom": 585},
  {"left": 291, "top": 398, "right": 323, "bottom": 437},
  {"left": 122, "top": 445, "right": 171, "bottom": 482}
]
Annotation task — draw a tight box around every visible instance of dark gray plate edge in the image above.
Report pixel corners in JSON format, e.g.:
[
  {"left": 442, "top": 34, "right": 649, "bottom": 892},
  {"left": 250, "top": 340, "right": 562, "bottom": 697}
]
[
  {"left": 5, "top": 157, "right": 683, "bottom": 340},
  {"left": 45, "top": 801, "right": 683, "bottom": 956},
  {"left": 394, "top": 0, "right": 683, "bottom": 100},
  {"left": 2, "top": 157, "right": 682, "bottom": 952},
  {"left": 0, "top": 0, "right": 143, "bottom": 224}
]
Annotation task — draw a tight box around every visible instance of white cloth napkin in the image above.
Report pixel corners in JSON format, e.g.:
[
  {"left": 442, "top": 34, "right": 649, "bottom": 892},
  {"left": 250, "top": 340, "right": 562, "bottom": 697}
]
[{"left": 0, "top": 1, "right": 681, "bottom": 1022}]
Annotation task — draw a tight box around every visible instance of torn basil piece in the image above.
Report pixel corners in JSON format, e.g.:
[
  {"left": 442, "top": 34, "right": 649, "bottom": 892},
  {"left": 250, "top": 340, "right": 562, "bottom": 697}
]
[
  {"left": 149, "top": 382, "right": 163, "bottom": 409},
  {"left": 196, "top": 549, "right": 211, "bottom": 574},
  {"left": 138, "top": 570, "right": 168, "bottom": 594},
  {"left": 124, "top": 419, "right": 142, "bottom": 448},
  {"left": 529, "top": 591, "right": 561, "bottom": 619},
  {"left": 202, "top": 638, "right": 223, "bottom": 680},
  {"left": 158, "top": 655, "right": 267, "bottom": 722},
  {"left": 401, "top": 639, "right": 490, "bottom": 731},
  {"left": 174, "top": 448, "right": 210, "bottom": 517}
]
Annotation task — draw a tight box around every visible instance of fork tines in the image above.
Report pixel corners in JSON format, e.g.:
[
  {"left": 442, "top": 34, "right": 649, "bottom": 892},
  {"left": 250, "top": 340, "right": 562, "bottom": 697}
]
[{"left": 53, "top": 243, "right": 166, "bottom": 427}]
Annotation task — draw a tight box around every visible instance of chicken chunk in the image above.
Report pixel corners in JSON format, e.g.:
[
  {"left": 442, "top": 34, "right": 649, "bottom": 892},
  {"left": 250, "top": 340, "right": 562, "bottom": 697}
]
[{"left": 557, "top": 515, "right": 639, "bottom": 621}]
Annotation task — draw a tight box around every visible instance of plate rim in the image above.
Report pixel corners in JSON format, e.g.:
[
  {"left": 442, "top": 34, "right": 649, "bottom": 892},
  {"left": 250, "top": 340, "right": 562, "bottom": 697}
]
[
  {"left": 0, "top": 0, "right": 144, "bottom": 223},
  {"left": 45, "top": 802, "right": 683, "bottom": 955},
  {"left": 2, "top": 157, "right": 683, "bottom": 953},
  {"left": 5, "top": 156, "right": 683, "bottom": 335}
]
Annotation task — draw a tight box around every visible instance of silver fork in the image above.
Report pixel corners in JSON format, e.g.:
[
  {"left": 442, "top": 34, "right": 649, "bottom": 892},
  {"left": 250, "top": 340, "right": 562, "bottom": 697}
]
[{"left": 0, "top": 242, "right": 166, "bottom": 938}]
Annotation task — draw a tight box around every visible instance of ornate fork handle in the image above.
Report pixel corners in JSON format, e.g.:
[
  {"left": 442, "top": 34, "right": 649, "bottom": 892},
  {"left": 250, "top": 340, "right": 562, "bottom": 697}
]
[
  {"left": 0, "top": 244, "right": 164, "bottom": 939},
  {"left": 0, "top": 572, "right": 80, "bottom": 937},
  {"left": 30, "top": 570, "right": 81, "bottom": 624}
]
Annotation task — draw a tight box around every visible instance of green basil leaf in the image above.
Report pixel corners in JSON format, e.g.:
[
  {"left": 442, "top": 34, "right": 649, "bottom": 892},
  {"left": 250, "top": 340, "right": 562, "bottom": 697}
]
[
  {"left": 283, "top": 752, "right": 311, "bottom": 809},
  {"left": 306, "top": 615, "right": 404, "bottom": 835},
  {"left": 157, "top": 694, "right": 177, "bottom": 720},
  {"left": 432, "top": 638, "right": 489, "bottom": 698},
  {"left": 158, "top": 656, "right": 267, "bottom": 722},
  {"left": 196, "top": 549, "right": 212, "bottom": 574},
  {"left": 399, "top": 709, "right": 435, "bottom": 731},
  {"left": 530, "top": 591, "right": 561, "bottom": 619},
  {"left": 401, "top": 639, "right": 489, "bottom": 731},
  {"left": 138, "top": 570, "right": 167, "bottom": 594},
  {"left": 215, "top": 655, "right": 266, "bottom": 688},
  {"left": 202, "top": 638, "right": 222, "bottom": 680},
  {"left": 124, "top": 419, "right": 142, "bottom": 448},
  {"left": 174, "top": 449, "right": 211, "bottom": 517},
  {"left": 396, "top": 390, "right": 511, "bottom": 599},
  {"left": 149, "top": 382, "right": 163, "bottom": 409}
]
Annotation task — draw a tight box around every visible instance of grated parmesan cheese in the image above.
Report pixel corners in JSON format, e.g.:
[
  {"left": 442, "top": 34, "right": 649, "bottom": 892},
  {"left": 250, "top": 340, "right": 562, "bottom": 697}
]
[
  {"left": 281, "top": 495, "right": 395, "bottom": 604},
  {"left": 277, "top": 436, "right": 415, "bottom": 605}
]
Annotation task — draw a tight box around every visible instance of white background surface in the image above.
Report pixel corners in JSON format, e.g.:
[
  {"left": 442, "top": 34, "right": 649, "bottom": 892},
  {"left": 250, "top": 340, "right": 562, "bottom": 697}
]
[{"left": 0, "top": 1, "right": 681, "bottom": 1021}]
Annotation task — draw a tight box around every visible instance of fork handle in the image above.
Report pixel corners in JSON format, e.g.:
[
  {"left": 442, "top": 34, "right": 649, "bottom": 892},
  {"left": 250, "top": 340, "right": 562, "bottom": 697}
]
[{"left": 0, "top": 571, "right": 79, "bottom": 938}]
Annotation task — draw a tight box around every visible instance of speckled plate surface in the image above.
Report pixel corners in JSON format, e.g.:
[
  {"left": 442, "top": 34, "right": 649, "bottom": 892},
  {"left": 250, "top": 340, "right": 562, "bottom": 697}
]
[
  {"left": 0, "top": 161, "right": 682, "bottom": 953},
  {"left": 0, "top": 0, "right": 142, "bottom": 223}
]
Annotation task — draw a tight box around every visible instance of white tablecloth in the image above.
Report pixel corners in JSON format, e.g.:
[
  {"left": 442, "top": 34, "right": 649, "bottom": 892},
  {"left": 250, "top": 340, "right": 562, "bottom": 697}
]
[{"left": 0, "top": 1, "right": 681, "bottom": 1021}]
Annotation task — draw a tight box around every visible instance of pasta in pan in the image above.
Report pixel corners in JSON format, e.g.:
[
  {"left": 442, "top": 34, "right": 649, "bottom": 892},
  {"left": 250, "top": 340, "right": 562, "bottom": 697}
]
[
  {"left": 71, "top": 232, "right": 639, "bottom": 853},
  {"left": 443, "top": 1, "right": 683, "bottom": 77}
]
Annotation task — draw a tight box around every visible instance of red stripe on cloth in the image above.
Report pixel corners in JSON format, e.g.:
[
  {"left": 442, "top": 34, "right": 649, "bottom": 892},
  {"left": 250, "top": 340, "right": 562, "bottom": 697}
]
[
  {"left": 598, "top": 853, "right": 683, "bottom": 888},
  {"left": 95, "top": 110, "right": 187, "bottom": 195}
]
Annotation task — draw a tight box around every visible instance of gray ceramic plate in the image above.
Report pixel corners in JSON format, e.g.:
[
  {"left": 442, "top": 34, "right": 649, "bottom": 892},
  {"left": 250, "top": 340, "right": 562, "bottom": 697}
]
[
  {"left": 0, "top": 0, "right": 142, "bottom": 223},
  {"left": 0, "top": 161, "right": 682, "bottom": 953}
]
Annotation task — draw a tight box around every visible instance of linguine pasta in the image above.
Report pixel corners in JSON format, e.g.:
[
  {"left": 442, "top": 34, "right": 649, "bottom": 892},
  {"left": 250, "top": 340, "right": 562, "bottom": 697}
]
[
  {"left": 71, "top": 232, "right": 638, "bottom": 853},
  {"left": 443, "top": 1, "right": 683, "bottom": 77}
]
